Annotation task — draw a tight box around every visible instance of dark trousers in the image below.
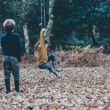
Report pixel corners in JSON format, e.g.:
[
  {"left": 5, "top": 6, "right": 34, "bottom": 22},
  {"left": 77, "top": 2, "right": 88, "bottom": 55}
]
[
  {"left": 3, "top": 56, "right": 20, "bottom": 93},
  {"left": 3, "top": 56, "right": 19, "bottom": 80}
]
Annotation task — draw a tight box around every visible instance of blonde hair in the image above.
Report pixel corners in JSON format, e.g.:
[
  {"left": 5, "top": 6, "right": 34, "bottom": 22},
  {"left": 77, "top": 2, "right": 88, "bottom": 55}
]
[{"left": 3, "top": 19, "right": 16, "bottom": 32}]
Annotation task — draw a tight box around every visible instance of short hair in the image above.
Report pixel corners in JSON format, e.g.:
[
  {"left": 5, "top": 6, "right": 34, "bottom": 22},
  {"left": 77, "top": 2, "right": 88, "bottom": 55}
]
[{"left": 3, "top": 19, "right": 16, "bottom": 32}]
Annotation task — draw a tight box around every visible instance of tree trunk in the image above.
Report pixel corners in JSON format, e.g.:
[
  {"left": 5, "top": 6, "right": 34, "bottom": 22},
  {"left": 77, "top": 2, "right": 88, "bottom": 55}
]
[
  {"left": 88, "top": 24, "right": 97, "bottom": 46},
  {"left": 23, "top": 24, "right": 30, "bottom": 54},
  {"left": 46, "top": 0, "right": 60, "bottom": 51}
]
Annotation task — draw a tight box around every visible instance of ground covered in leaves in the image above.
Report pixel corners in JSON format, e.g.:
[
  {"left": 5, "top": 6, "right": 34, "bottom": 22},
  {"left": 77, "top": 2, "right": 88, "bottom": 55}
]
[{"left": 0, "top": 48, "right": 110, "bottom": 110}]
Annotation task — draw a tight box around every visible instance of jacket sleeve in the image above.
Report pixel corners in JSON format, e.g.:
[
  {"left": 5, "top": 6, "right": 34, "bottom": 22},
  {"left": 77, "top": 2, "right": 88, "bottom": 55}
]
[
  {"left": 39, "top": 30, "right": 45, "bottom": 48},
  {"left": 34, "top": 42, "right": 40, "bottom": 50},
  {"left": 17, "top": 35, "right": 24, "bottom": 57}
]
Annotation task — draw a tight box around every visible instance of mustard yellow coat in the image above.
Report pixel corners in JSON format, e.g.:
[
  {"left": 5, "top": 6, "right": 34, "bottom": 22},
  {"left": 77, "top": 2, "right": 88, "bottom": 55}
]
[{"left": 37, "top": 29, "right": 48, "bottom": 65}]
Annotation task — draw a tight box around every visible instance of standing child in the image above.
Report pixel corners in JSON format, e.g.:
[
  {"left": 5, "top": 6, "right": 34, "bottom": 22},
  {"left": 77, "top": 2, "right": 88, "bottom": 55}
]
[
  {"left": 1, "top": 19, "right": 23, "bottom": 94},
  {"left": 35, "top": 28, "right": 61, "bottom": 78}
]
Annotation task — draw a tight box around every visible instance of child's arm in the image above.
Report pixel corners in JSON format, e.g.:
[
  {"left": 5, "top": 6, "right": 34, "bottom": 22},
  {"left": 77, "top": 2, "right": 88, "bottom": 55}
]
[
  {"left": 39, "top": 29, "right": 45, "bottom": 47},
  {"left": 34, "top": 42, "right": 40, "bottom": 50}
]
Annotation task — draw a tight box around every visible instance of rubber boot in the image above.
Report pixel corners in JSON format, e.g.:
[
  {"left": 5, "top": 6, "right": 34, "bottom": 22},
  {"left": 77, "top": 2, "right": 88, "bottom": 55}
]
[
  {"left": 51, "top": 69, "right": 61, "bottom": 79},
  {"left": 5, "top": 79, "right": 11, "bottom": 94},
  {"left": 52, "top": 61, "right": 63, "bottom": 72},
  {"left": 14, "top": 80, "right": 19, "bottom": 92}
]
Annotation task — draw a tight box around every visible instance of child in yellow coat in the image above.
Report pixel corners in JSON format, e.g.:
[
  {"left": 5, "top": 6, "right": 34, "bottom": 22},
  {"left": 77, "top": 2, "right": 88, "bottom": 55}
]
[{"left": 35, "top": 28, "right": 61, "bottom": 78}]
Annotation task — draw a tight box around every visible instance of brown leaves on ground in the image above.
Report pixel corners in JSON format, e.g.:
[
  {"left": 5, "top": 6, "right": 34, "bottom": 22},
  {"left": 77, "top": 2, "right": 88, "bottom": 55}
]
[
  {"left": 56, "top": 47, "right": 110, "bottom": 67},
  {"left": 17, "top": 47, "right": 110, "bottom": 69},
  {"left": 0, "top": 48, "right": 110, "bottom": 110},
  {"left": 0, "top": 66, "right": 109, "bottom": 109}
]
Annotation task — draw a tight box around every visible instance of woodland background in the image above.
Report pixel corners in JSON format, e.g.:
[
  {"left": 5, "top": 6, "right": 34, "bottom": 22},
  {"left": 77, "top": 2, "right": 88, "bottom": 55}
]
[{"left": 0, "top": 0, "right": 110, "bottom": 53}]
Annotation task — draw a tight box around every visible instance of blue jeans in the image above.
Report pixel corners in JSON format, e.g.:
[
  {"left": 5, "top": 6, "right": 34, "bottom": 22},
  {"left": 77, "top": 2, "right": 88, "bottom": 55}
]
[{"left": 38, "top": 54, "right": 56, "bottom": 72}]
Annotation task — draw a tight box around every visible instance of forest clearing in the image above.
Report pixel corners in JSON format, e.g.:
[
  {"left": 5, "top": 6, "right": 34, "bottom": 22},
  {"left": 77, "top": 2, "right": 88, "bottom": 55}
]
[
  {"left": 1, "top": 0, "right": 110, "bottom": 110},
  {"left": 0, "top": 48, "right": 110, "bottom": 110}
]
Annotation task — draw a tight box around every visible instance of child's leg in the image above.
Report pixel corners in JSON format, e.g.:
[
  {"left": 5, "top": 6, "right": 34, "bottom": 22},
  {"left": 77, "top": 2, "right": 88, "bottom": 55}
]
[
  {"left": 11, "top": 57, "right": 20, "bottom": 92},
  {"left": 38, "top": 64, "right": 60, "bottom": 78},
  {"left": 3, "top": 56, "right": 11, "bottom": 94},
  {"left": 48, "top": 54, "right": 63, "bottom": 72},
  {"left": 48, "top": 54, "right": 56, "bottom": 69}
]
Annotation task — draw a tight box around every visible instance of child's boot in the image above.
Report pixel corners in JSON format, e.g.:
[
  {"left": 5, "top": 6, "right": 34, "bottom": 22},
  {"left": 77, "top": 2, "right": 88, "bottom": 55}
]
[
  {"left": 14, "top": 80, "right": 19, "bottom": 92},
  {"left": 5, "top": 79, "right": 11, "bottom": 94}
]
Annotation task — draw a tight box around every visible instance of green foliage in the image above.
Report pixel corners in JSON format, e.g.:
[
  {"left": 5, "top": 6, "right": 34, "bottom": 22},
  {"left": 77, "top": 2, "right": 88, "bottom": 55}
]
[
  {"left": 0, "top": 0, "right": 110, "bottom": 49},
  {"left": 0, "top": 0, "right": 49, "bottom": 47}
]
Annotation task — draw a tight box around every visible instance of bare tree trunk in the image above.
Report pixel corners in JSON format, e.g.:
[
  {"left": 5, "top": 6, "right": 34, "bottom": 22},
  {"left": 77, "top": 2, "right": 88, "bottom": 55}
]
[
  {"left": 88, "top": 24, "right": 97, "bottom": 46},
  {"left": 46, "top": 0, "right": 59, "bottom": 51},
  {"left": 23, "top": 24, "right": 30, "bottom": 54}
]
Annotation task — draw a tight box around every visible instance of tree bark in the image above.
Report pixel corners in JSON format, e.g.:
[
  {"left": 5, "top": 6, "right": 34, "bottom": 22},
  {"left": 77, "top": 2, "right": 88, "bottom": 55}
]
[
  {"left": 23, "top": 24, "right": 30, "bottom": 54},
  {"left": 88, "top": 24, "right": 97, "bottom": 46},
  {"left": 46, "top": 0, "right": 60, "bottom": 51}
]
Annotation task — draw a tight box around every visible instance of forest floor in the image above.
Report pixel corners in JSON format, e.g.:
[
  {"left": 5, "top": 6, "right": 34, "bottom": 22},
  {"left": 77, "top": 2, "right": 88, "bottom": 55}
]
[{"left": 0, "top": 48, "right": 110, "bottom": 110}]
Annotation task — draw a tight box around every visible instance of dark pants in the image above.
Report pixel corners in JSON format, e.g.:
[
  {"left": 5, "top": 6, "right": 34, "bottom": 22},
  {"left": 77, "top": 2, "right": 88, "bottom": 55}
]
[
  {"left": 48, "top": 54, "right": 56, "bottom": 62},
  {"left": 38, "top": 54, "right": 56, "bottom": 72},
  {"left": 3, "top": 56, "right": 20, "bottom": 93},
  {"left": 3, "top": 56, "right": 19, "bottom": 80}
]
